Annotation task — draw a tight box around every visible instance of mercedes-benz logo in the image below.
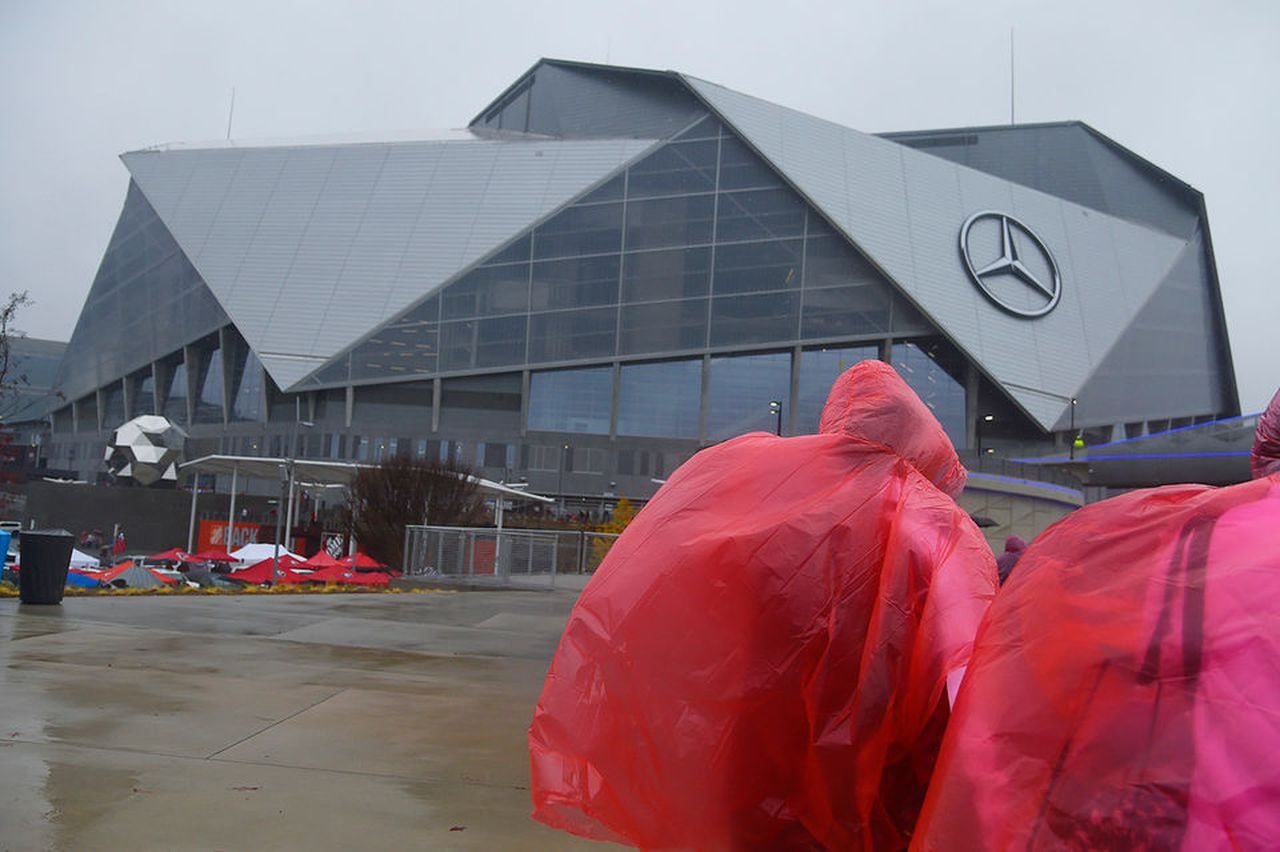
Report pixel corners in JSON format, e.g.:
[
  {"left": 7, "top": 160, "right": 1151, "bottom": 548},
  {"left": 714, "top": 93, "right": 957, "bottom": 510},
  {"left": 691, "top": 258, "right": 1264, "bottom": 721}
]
[{"left": 959, "top": 211, "right": 1061, "bottom": 318}]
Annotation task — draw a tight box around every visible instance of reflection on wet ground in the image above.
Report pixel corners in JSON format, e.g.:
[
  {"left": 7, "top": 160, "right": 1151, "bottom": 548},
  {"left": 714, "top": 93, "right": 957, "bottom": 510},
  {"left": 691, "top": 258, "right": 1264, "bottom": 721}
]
[{"left": 0, "top": 584, "right": 610, "bottom": 850}]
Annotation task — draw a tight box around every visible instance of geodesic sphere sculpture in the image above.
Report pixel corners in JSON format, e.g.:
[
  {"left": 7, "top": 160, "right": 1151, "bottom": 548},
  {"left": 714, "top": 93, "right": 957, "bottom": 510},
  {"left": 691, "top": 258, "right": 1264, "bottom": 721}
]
[{"left": 105, "top": 415, "right": 188, "bottom": 486}]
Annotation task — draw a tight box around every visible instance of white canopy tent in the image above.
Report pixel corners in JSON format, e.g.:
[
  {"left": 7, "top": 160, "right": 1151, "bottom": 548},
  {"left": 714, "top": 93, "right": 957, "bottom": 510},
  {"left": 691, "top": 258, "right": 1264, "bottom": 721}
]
[{"left": 177, "top": 454, "right": 553, "bottom": 561}]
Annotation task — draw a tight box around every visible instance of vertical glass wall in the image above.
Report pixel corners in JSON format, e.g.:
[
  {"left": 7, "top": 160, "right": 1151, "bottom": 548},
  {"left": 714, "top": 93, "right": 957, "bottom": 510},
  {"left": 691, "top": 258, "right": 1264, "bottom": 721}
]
[
  {"left": 194, "top": 347, "right": 224, "bottom": 424},
  {"left": 232, "top": 351, "right": 265, "bottom": 422},
  {"left": 616, "top": 359, "right": 702, "bottom": 438},
  {"left": 796, "top": 345, "right": 880, "bottom": 433},
  {"left": 527, "top": 366, "right": 612, "bottom": 433},
  {"left": 706, "top": 352, "right": 791, "bottom": 441},
  {"left": 100, "top": 382, "right": 126, "bottom": 430},
  {"left": 892, "top": 342, "right": 966, "bottom": 448}
]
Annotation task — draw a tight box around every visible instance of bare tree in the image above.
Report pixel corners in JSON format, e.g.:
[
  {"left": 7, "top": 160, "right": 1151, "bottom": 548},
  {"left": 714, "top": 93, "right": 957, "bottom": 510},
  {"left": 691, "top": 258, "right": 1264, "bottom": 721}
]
[
  {"left": 0, "top": 291, "right": 33, "bottom": 417},
  {"left": 343, "top": 455, "right": 486, "bottom": 568}
]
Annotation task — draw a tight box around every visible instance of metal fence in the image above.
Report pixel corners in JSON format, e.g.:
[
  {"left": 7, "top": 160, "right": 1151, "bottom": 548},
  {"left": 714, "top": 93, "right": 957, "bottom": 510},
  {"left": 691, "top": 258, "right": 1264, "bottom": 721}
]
[{"left": 402, "top": 525, "right": 620, "bottom": 587}]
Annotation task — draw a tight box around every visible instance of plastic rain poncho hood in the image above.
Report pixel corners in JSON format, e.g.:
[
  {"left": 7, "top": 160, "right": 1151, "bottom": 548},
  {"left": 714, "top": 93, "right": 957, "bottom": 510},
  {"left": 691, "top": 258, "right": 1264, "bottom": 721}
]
[
  {"left": 529, "top": 361, "right": 997, "bottom": 850},
  {"left": 914, "top": 389, "right": 1280, "bottom": 850}
]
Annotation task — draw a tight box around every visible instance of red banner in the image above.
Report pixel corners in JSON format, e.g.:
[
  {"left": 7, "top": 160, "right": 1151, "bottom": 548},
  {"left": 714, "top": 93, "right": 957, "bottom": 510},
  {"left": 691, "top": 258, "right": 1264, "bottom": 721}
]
[{"left": 198, "top": 520, "right": 262, "bottom": 551}]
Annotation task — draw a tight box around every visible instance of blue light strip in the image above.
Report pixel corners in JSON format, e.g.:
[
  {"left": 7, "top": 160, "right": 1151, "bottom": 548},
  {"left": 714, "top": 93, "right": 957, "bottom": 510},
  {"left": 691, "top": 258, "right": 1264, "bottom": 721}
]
[
  {"left": 966, "top": 471, "right": 1084, "bottom": 499},
  {"left": 1012, "top": 451, "right": 1252, "bottom": 464},
  {"left": 1078, "top": 411, "right": 1261, "bottom": 451}
]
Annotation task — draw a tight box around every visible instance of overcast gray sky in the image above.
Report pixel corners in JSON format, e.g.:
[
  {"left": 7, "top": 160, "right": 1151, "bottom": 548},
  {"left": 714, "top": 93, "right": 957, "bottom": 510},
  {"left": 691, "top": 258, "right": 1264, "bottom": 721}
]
[{"left": 2, "top": 0, "right": 1276, "bottom": 410}]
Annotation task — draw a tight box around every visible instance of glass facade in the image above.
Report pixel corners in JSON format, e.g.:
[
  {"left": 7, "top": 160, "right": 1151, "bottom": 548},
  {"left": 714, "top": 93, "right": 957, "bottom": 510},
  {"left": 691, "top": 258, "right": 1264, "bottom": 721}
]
[
  {"left": 616, "top": 359, "right": 702, "bottom": 438},
  {"left": 317, "top": 123, "right": 915, "bottom": 386},
  {"left": 194, "top": 347, "right": 224, "bottom": 424},
  {"left": 892, "top": 342, "right": 966, "bottom": 448},
  {"left": 797, "top": 346, "right": 880, "bottom": 433},
  {"left": 706, "top": 352, "right": 792, "bottom": 441},
  {"left": 527, "top": 366, "right": 612, "bottom": 434},
  {"left": 231, "top": 350, "right": 265, "bottom": 422}
]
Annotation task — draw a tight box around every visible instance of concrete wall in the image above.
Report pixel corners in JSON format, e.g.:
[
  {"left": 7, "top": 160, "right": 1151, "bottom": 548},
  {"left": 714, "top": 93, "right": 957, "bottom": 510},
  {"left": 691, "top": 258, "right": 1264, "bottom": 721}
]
[{"left": 957, "top": 472, "right": 1084, "bottom": 554}]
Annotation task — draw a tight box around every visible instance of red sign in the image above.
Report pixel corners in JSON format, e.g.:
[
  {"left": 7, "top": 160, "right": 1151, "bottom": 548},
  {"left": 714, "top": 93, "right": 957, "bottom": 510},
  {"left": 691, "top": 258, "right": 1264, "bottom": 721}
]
[{"left": 198, "top": 520, "right": 262, "bottom": 551}]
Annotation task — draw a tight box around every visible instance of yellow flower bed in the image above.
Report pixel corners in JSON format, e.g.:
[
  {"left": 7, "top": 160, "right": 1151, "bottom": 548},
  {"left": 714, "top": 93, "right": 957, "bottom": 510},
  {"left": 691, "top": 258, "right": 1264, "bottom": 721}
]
[{"left": 1, "top": 582, "right": 447, "bottom": 597}]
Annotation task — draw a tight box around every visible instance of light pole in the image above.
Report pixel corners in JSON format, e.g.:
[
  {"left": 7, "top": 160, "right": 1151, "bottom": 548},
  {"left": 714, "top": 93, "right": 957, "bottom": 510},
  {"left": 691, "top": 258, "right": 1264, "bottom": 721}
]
[
  {"left": 977, "top": 414, "right": 994, "bottom": 461},
  {"left": 558, "top": 443, "right": 570, "bottom": 518},
  {"left": 1069, "top": 397, "right": 1079, "bottom": 460},
  {"left": 769, "top": 400, "right": 782, "bottom": 436}
]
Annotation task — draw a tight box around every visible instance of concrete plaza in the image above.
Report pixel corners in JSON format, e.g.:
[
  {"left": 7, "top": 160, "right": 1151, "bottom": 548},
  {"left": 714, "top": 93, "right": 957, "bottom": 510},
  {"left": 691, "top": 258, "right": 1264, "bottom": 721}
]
[{"left": 0, "top": 580, "right": 610, "bottom": 850}]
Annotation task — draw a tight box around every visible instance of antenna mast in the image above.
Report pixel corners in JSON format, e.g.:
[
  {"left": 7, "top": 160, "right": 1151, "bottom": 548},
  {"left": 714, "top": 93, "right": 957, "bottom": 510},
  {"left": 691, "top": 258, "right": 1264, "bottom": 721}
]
[
  {"left": 226, "top": 87, "right": 236, "bottom": 141},
  {"left": 1009, "top": 28, "right": 1015, "bottom": 125}
]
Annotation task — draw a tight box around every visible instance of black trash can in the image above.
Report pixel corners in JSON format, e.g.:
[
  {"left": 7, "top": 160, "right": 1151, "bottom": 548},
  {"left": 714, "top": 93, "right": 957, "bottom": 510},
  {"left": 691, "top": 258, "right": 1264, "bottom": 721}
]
[{"left": 19, "top": 528, "right": 75, "bottom": 605}]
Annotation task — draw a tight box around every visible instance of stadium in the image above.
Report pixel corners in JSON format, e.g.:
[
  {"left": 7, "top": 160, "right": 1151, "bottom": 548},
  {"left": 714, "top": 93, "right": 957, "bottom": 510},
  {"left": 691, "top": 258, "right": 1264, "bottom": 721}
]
[{"left": 44, "top": 58, "right": 1238, "bottom": 533}]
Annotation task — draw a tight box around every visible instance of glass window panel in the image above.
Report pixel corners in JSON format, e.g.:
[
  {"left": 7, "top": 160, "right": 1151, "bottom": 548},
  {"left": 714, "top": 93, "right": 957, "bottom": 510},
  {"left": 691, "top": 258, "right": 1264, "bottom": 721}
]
[
  {"left": 531, "top": 255, "right": 620, "bottom": 311},
  {"left": 194, "top": 347, "right": 224, "bottom": 424},
  {"left": 892, "top": 342, "right": 966, "bottom": 448},
  {"left": 440, "top": 320, "right": 477, "bottom": 371},
  {"left": 710, "top": 291, "right": 800, "bottom": 347},
  {"left": 482, "top": 234, "right": 531, "bottom": 266},
  {"left": 232, "top": 351, "right": 265, "bottom": 422},
  {"left": 441, "top": 263, "right": 529, "bottom": 320},
  {"left": 577, "top": 174, "right": 625, "bottom": 204},
  {"left": 164, "top": 360, "right": 187, "bottom": 424},
  {"left": 713, "top": 239, "right": 802, "bottom": 296},
  {"left": 528, "top": 307, "right": 617, "bottom": 363},
  {"left": 707, "top": 352, "right": 792, "bottom": 441},
  {"left": 622, "top": 247, "right": 711, "bottom": 302},
  {"left": 351, "top": 322, "right": 439, "bottom": 381},
  {"left": 803, "top": 232, "right": 882, "bottom": 289},
  {"left": 619, "top": 299, "right": 708, "bottom": 355},
  {"left": 312, "top": 353, "right": 351, "bottom": 386},
  {"left": 626, "top": 139, "right": 718, "bottom": 198},
  {"left": 797, "top": 346, "right": 880, "bottom": 433},
  {"left": 800, "top": 283, "right": 892, "bottom": 339},
  {"left": 715, "top": 189, "right": 806, "bottom": 243},
  {"left": 475, "top": 315, "right": 527, "bottom": 368},
  {"left": 101, "top": 382, "right": 126, "bottom": 429},
  {"left": 625, "top": 195, "right": 715, "bottom": 251},
  {"left": 137, "top": 374, "right": 156, "bottom": 416},
  {"left": 617, "top": 359, "right": 702, "bottom": 438},
  {"left": 528, "top": 367, "right": 613, "bottom": 434},
  {"left": 718, "top": 136, "right": 784, "bottom": 190},
  {"left": 534, "top": 202, "right": 623, "bottom": 259},
  {"left": 675, "top": 114, "right": 722, "bottom": 141}
]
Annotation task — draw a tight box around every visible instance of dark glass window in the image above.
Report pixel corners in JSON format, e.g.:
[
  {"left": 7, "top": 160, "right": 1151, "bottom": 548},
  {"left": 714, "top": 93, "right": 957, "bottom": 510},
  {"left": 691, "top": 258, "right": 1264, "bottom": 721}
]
[
  {"left": 619, "top": 300, "right": 708, "bottom": 355},
  {"left": 528, "top": 367, "right": 612, "bottom": 434},
  {"left": 442, "top": 263, "right": 529, "bottom": 320},
  {"left": 626, "top": 139, "right": 718, "bottom": 198},
  {"left": 528, "top": 307, "right": 616, "bottom": 363},
  {"left": 164, "top": 360, "right": 188, "bottom": 424},
  {"left": 100, "top": 382, "right": 126, "bottom": 429},
  {"left": 136, "top": 373, "right": 155, "bottom": 416},
  {"left": 625, "top": 195, "right": 715, "bottom": 251},
  {"left": 707, "top": 351, "right": 792, "bottom": 441},
  {"left": 534, "top": 202, "right": 623, "bottom": 259},
  {"left": 617, "top": 360, "right": 701, "bottom": 438},
  {"left": 675, "top": 115, "right": 723, "bottom": 141},
  {"left": 892, "top": 342, "right": 966, "bottom": 448},
  {"left": 351, "top": 321, "right": 439, "bottom": 380},
  {"left": 718, "top": 136, "right": 784, "bottom": 190},
  {"left": 715, "top": 189, "right": 806, "bottom": 243},
  {"left": 482, "top": 234, "right": 532, "bottom": 265},
  {"left": 710, "top": 291, "right": 799, "bottom": 347},
  {"left": 194, "top": 347, "right": 224, "bottom": 424},
  {"left": 232, "top": 351, "right": 265, "bottom": 422},
  {"left": 531, "top": 255, "right": 620, "bottom": 311},
  {"left": 577, "top": 175, "right": 625, "bottom": 204},
  {"left": 312, "top": 354, "right": 351, "bottom": 386},
  {"left": 622, "top": 247, "right": 711, "bottom": 302},
  {"left": 800, "top": 284, "right": 892, "bottom": 339},
  {"left": 713, "top": 239, "right": 802, "bottom": 296},
  {"left": 803, "top": 229, "right": 880, "bottom": 289},
  {"left": 474, "top": 315, "right": 527, "bottom": 368},
  {"left": 797, "top": 346, "right": 880, "bottom": 432}
]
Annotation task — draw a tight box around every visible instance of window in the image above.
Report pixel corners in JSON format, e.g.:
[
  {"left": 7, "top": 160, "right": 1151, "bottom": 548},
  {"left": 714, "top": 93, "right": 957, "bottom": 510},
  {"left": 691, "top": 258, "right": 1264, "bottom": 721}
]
[
  {"left": 528, "top": 367, "right": 613, "bottom": 434},
  {"left": 617, "top": 360, "right": 701, "bottom": 438},
  {"left": 797, "top": 346, "right": 880, "bottom": 432},
  {"left": 892, "top": 342, "right": 966, "bottom": 448},
  {"left": 707, "top": 352, "right": 791, "bottom": 441}
]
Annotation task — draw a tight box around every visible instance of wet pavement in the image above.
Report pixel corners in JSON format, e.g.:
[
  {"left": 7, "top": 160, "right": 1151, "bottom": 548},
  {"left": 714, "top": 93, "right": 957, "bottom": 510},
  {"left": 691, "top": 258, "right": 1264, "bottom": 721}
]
[{"left": 0, "top": 581, "right": 612, "bottom": 850}]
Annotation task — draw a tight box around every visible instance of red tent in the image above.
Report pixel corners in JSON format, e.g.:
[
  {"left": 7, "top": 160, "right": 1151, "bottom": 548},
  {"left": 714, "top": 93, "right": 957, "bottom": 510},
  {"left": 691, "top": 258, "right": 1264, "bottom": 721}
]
[
  {"left": 147, "top": 548, "right": 189, "bottom": 563},
  {"left": 186, "top": 548, "right": 237, "bottom": 563},
  {"left": 226, "top": 556, "right": 304, "bottom": 585},
  {"left": 99, "top": 560, "right": 135, "bottom": 582},
  {"left": 302, "top": 565, "right": 355, "bottom": 583},
  {"left": 342, "top": 552, "right": 386, "bottom": 570},
  {"left": 302, "top": 551, "right": 344, "bottom": 569}
]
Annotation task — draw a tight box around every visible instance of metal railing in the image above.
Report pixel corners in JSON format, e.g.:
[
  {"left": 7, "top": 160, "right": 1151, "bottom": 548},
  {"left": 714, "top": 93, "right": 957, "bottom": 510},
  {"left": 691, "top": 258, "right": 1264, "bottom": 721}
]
[{"left": 402, "top": 525, "right": 620, "bottom": 587}]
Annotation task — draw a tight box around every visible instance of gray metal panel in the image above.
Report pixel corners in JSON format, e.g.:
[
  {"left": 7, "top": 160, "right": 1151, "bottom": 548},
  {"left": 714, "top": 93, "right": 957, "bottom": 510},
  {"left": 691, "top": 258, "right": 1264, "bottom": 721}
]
[
  {"left": 124, "top": 136, "right": 655, "bottom": 392},
  {"left": 684, "top": 75, "right": 1188, "bottom": 431}
]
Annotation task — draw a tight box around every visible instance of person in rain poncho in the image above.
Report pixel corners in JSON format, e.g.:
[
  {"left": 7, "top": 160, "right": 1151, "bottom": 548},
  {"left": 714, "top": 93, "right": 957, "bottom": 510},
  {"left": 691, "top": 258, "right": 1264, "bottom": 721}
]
[
  {"left": 995, "top": 535, "right": 1027, "bottom": 585},
  {"left": 529, "top": 360, "right": 998, "bottom": 850},
  {"left": 914, "top": 388, "right": 1280, "bottom": 851}
]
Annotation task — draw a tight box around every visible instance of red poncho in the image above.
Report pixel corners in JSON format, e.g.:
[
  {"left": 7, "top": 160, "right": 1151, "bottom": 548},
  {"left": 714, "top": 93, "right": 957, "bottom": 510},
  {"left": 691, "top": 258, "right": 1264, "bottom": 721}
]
[
  {"left": 530, "top": 361, "right": 997, "bottom": 849},
  {"left": 915, "top": 392, "right": 1280, "bottom": 850}
]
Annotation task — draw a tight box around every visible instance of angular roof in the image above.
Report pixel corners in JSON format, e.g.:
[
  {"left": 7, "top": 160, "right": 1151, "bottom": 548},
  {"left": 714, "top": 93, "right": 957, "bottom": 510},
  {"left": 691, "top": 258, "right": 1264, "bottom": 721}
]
[
  {"left": 123, "top": 135, "right": 656, "bottom": 389},
  {"left": 677, "top": 73, "right": 1211, "bottom": 430}
]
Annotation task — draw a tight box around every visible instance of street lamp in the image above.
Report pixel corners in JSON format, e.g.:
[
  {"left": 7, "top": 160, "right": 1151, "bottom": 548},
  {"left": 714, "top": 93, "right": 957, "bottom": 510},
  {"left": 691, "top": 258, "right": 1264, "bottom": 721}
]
[
  {"left": 558, "top": 443, "right": 571, "bottom": 517},
  {"left": 768, "top": 400, "right": 782, "bottom": 436},
  {"left": 1069, "top": 397, "right": 1079, "bottom": 460},
  {"left": 977, "top": 414, "right": 994, "bottom": 460}
]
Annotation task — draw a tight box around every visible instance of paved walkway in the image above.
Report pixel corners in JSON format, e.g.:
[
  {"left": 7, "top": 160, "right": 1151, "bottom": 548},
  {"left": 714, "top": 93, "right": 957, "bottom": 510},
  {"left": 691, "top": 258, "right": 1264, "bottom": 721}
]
[{"left": 0, "top": 588, "right": 611, "bottom": 850}]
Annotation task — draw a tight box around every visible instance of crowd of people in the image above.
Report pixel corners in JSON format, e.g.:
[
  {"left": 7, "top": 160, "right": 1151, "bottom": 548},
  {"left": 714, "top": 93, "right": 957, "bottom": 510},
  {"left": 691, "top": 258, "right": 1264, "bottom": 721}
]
[{"left": 528, "top": 361, "right": 1280, "bottom": 849}]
